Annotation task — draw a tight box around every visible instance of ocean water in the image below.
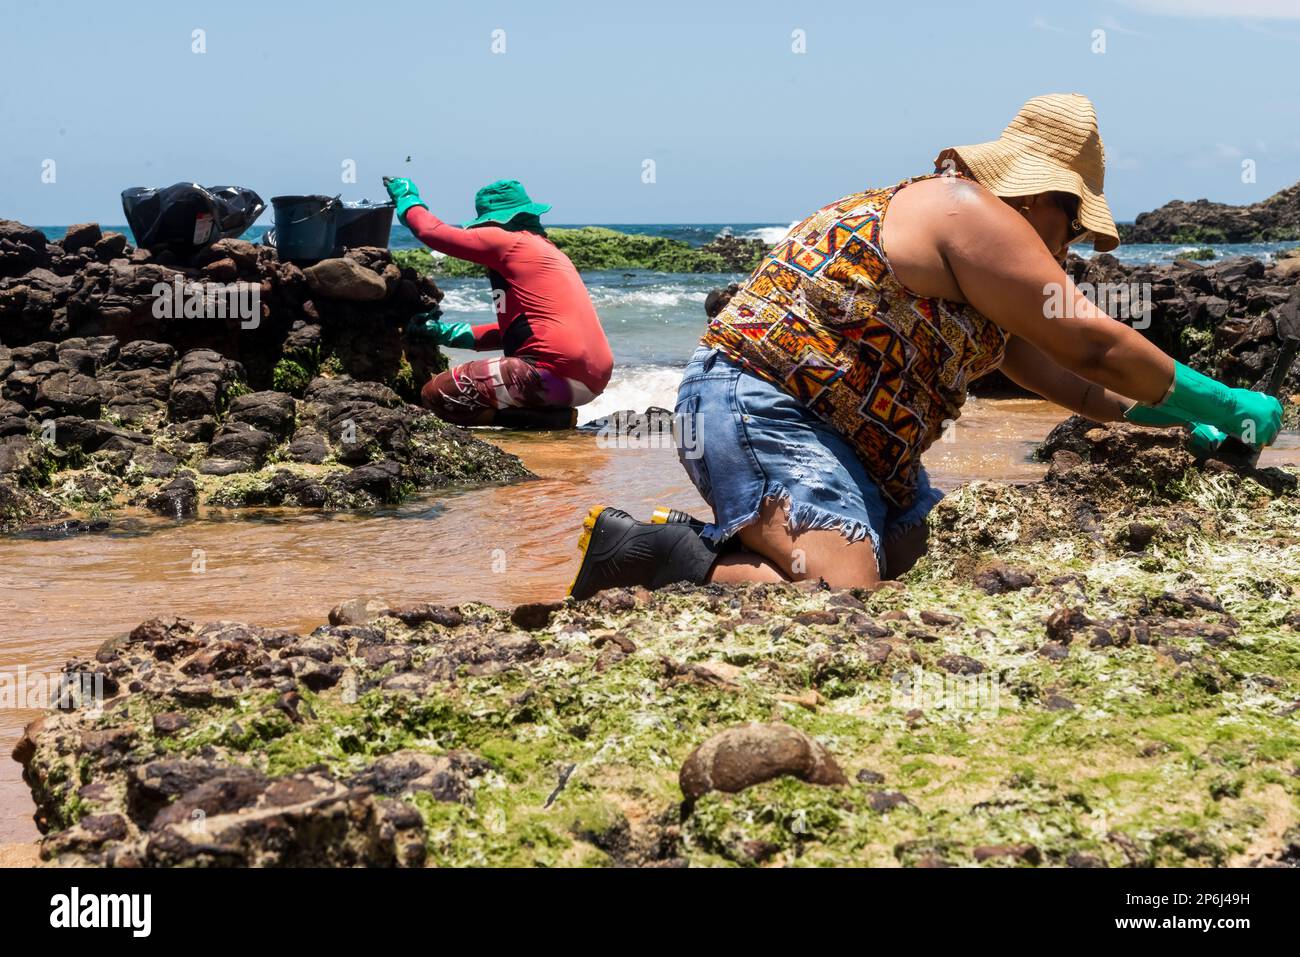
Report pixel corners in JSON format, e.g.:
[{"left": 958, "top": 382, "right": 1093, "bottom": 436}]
[{"left": 34, "top": 223, "right": 1298, "bottom": 423}]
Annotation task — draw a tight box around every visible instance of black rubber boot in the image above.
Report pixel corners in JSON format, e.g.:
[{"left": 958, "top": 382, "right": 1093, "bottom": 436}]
[
  {"left": 569, "top": 507, "right": 719, "bottom": 600},
  {"left": 492, "top": 407, "right": 578, "bottom": 430},
  {"left": 650, "top": 506, "right": 703, "bottom": 530},
  {"left": 650, "top": 507, "right": 741, "bottom": 554}
]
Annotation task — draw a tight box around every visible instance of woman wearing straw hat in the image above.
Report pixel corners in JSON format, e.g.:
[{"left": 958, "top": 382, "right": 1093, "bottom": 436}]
[
  {"left": 384, "top": 176, "right": 613, "bottom": 429},
  {"left": 567, "top": 93, "right": 1282, "bottom": 599}
]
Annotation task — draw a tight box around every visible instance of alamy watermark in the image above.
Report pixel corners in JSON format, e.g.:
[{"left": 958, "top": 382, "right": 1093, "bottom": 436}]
[
  {"left": 1044, "top": 280, "right": 1152, "bottom": 329},
  {"left": 1, "top": 666, "right": 105, "bottom": 715},
  {"left": 890, "top": 665, "right": 1000, "bottom": 717},
  {"left": 594, "top": 409, "right": 703, "bottom": 459},
  {"left": 50, "top": 886, "right": 151, "bottom": 937},
  {"left": 151, "top": 277, "right": 261, "bottom": 329}
]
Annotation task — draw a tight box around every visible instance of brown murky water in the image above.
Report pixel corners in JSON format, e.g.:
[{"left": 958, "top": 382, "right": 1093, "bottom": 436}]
[{"left": 2, "top": 398, "right": 1297, "bottom": 844}]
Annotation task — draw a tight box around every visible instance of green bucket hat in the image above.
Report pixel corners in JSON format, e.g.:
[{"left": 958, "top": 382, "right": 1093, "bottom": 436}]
[{"left": 462, "top": 179, "right": 552, "bottom": 227}]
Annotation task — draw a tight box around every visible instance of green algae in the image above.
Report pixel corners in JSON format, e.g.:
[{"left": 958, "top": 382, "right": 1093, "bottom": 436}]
[
  {"left": 393, "top": 226, "right": 761, "bottom": 278},
  {"left": 20, "top": 437, "right": 1300, "bottom": 867},
  {"left": 271, "top": 358, "right": 313, "bottom": 395},
  {"left": 3, "top": 404, "right": 530, "bottom": 528}
]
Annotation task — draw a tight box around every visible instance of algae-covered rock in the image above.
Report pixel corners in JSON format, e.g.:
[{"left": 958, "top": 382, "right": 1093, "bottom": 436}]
[
  {"left": 13, "top": 415, "right": 1300, "bottom": 868},
  {"left": 393, "top": 226, "right": 767, "bottom": 278},
  {"left": 0, "top": 346, "right": 531, "bottom": 533}
]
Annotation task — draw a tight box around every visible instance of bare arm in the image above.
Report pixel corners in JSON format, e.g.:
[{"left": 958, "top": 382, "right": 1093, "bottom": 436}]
[
  {"left": 999, "top": 335, "right": 1132, "bottom": 421},
  {"left": 937, "top": 189, "right": 1174, "bottom": 403}
]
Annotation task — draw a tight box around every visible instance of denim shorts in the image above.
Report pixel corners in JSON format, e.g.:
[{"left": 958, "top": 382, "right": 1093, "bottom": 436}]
[{"left": 674, "top": 346, "right": 943, "bottom": 576}]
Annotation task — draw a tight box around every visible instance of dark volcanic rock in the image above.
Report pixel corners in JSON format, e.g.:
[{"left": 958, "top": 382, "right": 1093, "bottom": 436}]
[
  {"left": 60, "top": 223, "right": 103, "bottom": 253},
  {"left": 146, "top": 476, "right": 197, "bottom": 519},
  {"left": 1122, "top": 180, "right": 1300, "bottom": 244},
  {"left": 303, "top": 258, "right": 388, "bottom": 302},
  {"left": 285, "top": 431, "right": 328, "bottom": 464},
  {"left": 334, "top": 460, "right": 403, "bottom": 502},
  {"left": 972, "top": 560, "right": 1038, "bottom": 594},
  {"left": 117, "top": 340, "right": 176, "bottom": 370},
  {"left": 698, "top": 233, "right": 769, "bottom": 272},
  {"left": 0, "top": 219, "right": 50, "bottom": 277},
  {"left": 1, "top": 217, "right": 447, "bottom": 406},
  {"left": 207, "top": 425, "right": 275, "bottom": 466},
  {"left": 36, "top": 370, "right": 102, "bottom": 417}
]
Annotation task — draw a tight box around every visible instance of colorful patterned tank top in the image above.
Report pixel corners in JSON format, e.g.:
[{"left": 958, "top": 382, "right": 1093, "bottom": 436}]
[{"left": 701, "top": 174, "right": 1008, "bottom": 509}]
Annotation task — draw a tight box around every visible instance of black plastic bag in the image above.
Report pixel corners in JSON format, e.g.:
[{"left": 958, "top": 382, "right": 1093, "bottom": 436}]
[{"left": 121, "top": 183, "right": 266, "bottom": 259}]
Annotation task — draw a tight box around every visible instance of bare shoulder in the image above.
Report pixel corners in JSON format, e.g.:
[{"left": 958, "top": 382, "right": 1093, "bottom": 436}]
[
  {"left": 889, "top": 176, "right": 1016, "bottom": 242},
  {"left": 883, "top": 177, "right": 997, "bottom": 301},
  {"left": 883, "top": 176, "right": 1037, "bottom": 301}
]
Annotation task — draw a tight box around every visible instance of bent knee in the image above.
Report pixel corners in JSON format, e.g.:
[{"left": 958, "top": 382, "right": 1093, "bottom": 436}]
[
  {"left": 420, "top": 372, "right": 479, "bottom": 425},
  {"left": 420, "top": 373, "right": 447, "bottom": 411},
  {"left": 737, "top": 515, "right": 881, "bottom": 589},
  {"left": 795, "top": 550, "right": 881, "bottom": 589}
]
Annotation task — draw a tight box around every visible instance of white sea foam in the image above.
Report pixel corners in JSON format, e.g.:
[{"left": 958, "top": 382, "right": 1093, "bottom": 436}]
[
  {"left": 588, "top": 287, "right": 707, "bottom": 309},
  {"left": 436, "top": 288, "right": 494, "bottom": 313},
  {"left": 740, "top": 222, "right": 798, "bottom": 245},
  {"left": 578, "top": 365, "right": 684, "bottom": 426},
  {"left": 437, "top": 284, "right": 706, "bottom": 314}
]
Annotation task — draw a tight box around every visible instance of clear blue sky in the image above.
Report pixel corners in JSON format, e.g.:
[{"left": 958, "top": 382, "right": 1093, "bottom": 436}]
[{"left": 2, "top": 0, "right": 1299, "bottom": 225}]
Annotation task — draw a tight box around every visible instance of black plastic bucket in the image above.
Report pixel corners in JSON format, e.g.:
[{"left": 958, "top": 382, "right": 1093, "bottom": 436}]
[
  {"left": 270, "top": 195, "right": 339, "bottom": 262},
  {"left": 334, "top": 201, "right": 395, "bottom": 251}
]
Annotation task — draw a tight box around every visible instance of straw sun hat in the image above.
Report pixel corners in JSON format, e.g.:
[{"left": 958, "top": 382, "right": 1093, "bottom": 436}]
[{"left": 935, "top": 93, "right": 1119, "bottom": 252}]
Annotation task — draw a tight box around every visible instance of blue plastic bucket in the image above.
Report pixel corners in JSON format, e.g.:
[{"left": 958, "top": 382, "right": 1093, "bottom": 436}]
[
  {"left": 270, "top": 195, "right": 339, "bottom": 262},
  {"left": 334, "top": 201, "right": 395, "bottom": 252}
]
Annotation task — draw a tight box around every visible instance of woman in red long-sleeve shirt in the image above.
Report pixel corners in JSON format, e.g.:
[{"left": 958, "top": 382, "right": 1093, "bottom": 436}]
[{"left": 386, "top": 177, "right": 614, "bottom": 428}]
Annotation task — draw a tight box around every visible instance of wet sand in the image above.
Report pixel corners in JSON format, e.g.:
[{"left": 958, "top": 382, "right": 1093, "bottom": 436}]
[{"left": 1, "top": 398, "right": 1296, "bottom": 848}]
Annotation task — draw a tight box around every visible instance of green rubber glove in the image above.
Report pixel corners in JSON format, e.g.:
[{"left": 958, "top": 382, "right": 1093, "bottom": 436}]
[
  {"left": 1122, "top": 402, "right": 1184, "bottom": 428},
  {"left": 1187, "top": 423, "right": 1227, "bottom": 455},
  {"left": 1135, "top": 362, "right": 1282, "bottom": 447},
  {"left": 404, "top": 313, "right": 474, "bottom": 348},
  {"left": 1122, "top": 402, "right": 1226, "bottom": 454},
  {"left": 383, "top": 176, "right": 428, "bottom": 225}
]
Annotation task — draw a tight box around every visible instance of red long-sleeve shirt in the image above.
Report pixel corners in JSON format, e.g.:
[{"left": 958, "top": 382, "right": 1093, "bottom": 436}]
[{"left": 405, "top": 206, "right": 613, "bottom": 394}]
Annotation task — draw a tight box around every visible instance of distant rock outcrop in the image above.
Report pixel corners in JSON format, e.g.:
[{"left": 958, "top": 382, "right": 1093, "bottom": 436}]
[{"left": 1120, "top": 181, "right": 1300, "bottom": 244}]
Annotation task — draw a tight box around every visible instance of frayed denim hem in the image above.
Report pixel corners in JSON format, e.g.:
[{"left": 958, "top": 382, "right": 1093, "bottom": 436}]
[{"left": 702, "top": 482, "right": 886, "bottom": 576}]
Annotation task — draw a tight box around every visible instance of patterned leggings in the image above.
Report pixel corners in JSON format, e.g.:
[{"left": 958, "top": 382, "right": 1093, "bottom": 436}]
[{"left": 420, "top": 357, "right": 594, "bottom": 426}]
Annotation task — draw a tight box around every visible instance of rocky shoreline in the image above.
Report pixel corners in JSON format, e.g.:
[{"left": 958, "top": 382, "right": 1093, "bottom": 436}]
[
  {"left": 13, "top": 423, "right": 1300, "bottom": 867},
  {"left": 972, "top": 251, "right": 1300, "bottom": 401},
  {"left": 0, "top": 220, "right": 531, "bottom": 533},
  {"left": 1121, "top": 180, "right": 1300, "bottom": 244}
]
